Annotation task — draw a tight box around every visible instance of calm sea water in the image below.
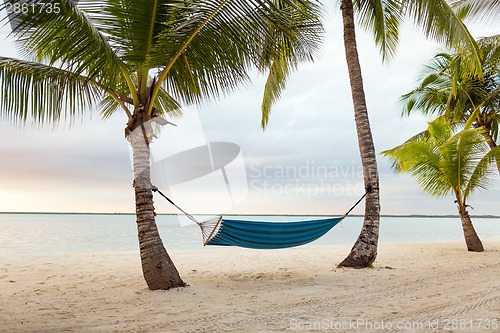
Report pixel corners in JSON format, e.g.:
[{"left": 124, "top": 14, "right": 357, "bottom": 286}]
[{"left": 0, "top": 214, "right": 499, "bottom": 254}]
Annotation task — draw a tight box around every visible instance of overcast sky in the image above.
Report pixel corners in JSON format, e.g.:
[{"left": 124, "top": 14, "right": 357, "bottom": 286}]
[{"left": 0, "top": 4, "right": 499, "bottom": 216}]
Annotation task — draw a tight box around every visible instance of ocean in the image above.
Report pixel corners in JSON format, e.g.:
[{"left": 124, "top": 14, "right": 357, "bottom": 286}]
[{"left": 0, "top": 214, "right": 499, "bottom": 254}]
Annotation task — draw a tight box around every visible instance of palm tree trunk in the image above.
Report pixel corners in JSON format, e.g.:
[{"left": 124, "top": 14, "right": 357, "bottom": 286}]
[
  {"left": 457, "top": 204, "right": 484, "bottom": 252},
  {"left": 484, "top": 133, "right": 497, "bottom": 149},
  {"left": 337, "top": 0, "right": 381, "bottom": 268},
  {"left": 129, "top": 127, "right": 187, "bottom": 290}
]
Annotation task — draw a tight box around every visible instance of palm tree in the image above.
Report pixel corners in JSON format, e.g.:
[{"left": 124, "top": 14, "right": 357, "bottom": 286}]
[
  {"left": 401, "top": 35, "right": 500, "bottom": 169},
  {"left": 0, "top": 0, "right": 323, "bottom": 290},
  {"left": 334, "top": 0, "right": 489, "bottom": 267},
  {"left": 382, "top": 117, "right": 500, "bottom": 252}
]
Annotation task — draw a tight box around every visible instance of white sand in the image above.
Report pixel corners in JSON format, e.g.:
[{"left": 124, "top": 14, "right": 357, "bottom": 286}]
[{"left": 1, "top": 240, "right": 499, "bottom": 332}]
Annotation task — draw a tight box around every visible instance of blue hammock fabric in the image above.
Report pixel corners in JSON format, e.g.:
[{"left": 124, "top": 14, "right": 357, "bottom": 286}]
[{"left": 205, "top": 217, "right": 343, "bottom": 249}]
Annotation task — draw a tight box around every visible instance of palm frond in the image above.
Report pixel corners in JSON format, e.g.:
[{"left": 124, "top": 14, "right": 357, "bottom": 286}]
[
  {"left": 464, "top": 144, "right": 500, "bottom": 199},
  {"left": 354, "top": 0, "right": 403, "bottom": 61},
  {"left": 383, "top": 138, "right": 452, "bottom": 196},
  {"left": 155, "top": 84, "right": 183, "bottom": 118},
  {"left": 427, "top": 116, "right": 452, "bottom": 143},
  {"left": 402, "top": 0, "right": 482, "bottom": 75},
  {"left": 75, "top": 0, "right": 149, "bottom": 57},
  {"left": 153, "top": 13, "right": 252, "bottom": 105},
  {"left": 259, "top": 0, "right": 323, "bottom": 128},
  {"left": 146, "top": 0, "right": 323, "bottom": 112},
  {"left": 98, "top": 77, "right": 133, "bottom": 119},
  {"left": 78, "top": 0, "right": 182, "bottom": 95},
  {"left": 99, "top": 94, "right": 121, "bottom": 120},
  {"left": 401, "top": 54, "right": 454, "bottom": 116},
  {"left": 450, "top": 0, "right": 500, "bottom": 25},
  {"left": 1, "top": 0, "right": 124, "bottom": 90},
  {"left": 440, "top": 128, "right": 484, "bottom": 190},
  {"left": 260, "top": 54, "right": 291, "bottom": 128},
  {"left": 382, "top": 118, "right": 451, "bottom": 196},
  {"left": 0, "top": 57, "right": 102, "bottom": 125}
]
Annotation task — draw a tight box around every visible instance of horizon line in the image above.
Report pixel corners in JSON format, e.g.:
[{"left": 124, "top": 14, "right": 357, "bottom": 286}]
[{"left": 0, "top": 212, "right": 499, "bottom": 219}]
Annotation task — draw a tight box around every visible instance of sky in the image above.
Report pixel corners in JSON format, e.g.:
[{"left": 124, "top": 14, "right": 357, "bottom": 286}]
[{"left": 0, "top": 3, "right": 499, "bottom": 216}]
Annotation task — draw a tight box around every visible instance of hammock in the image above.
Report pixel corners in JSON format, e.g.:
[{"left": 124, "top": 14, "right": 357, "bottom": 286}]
[
  {"left": 200, "top": 216, "right": 343, "bottom": 249},
  {"left": 152, "top": 186, "right": 368, "bottom": 249}
]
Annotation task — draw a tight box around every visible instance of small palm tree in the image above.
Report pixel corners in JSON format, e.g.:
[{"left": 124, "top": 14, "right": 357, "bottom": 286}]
[
  {"left": 0, "top": 0, "right": 323, "bottom": 289},
  {"left": 382, "top": 117, "right": 500, "bottom": 252}
]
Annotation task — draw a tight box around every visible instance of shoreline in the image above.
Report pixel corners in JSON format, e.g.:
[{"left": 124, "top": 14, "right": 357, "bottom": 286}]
[
  {"left": 1, "top": 240, "right": 499, "bottom": 332},
  {"left": 2, "top": 237, "right": 500, "bottom": 256}
]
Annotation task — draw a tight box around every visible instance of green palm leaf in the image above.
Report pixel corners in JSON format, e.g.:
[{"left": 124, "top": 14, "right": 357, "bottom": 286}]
[
  {"left": 451, "top": 0, "right": 500, "bottom": 25},
  {"left": 147, "top": 0, "right": 323, "bottom": 118},
  {"left": 99, "top": 90, "right": 182, "bottom": 120},
  {"left": 0, "top": 57, "right": 101, "bottom": 125},
  {"left": 384, "top": 138, "right": 451, "bottom": 196},
  {"left": 464, "top": 145, "right": 500, "bottom": 199},
  {"left": 260, "top": 52, "right": 292, "bottom": 128},
  {"left": 1, "top": 0, "right": 124, "bottom": 90},
  {"left": 259, "top": 0, "right": 323, "bottom": 128},
  {"left": 402, "top": 0, "right": 481, "bottom": 75},
  {"left": 354, "top": 0, "right": 403, "bottom": 61}
]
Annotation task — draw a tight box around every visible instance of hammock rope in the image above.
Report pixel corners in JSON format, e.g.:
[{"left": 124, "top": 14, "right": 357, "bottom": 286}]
[
  {"left": 151, "top": 185, "right": 223, "bottom": 242},
  {"left": 152, "top": 185, "right": 370, "bottom": 249}
]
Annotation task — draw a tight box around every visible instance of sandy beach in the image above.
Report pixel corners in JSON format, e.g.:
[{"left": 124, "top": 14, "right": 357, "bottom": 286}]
[{"left": 1, "top": 240, "right": 499, "bottom": 332}]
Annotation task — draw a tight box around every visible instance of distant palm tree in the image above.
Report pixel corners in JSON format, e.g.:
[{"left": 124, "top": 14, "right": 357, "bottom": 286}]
[
  {"left": 382, "top": 117, "right": 500, "bottom": 252},
  {"left": 0, "top": 0, "right": 323, "bottom": 290},
  {"left": 401, "top": 35, "right": 500, "bottom": 169}
]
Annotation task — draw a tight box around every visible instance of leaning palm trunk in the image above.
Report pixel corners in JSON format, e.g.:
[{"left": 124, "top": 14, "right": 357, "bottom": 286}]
[
  {"left": 129, "top": 124, "right": 187, "bottom": 290},
  {"left": 337, "top": 0, "right": 380, "bottom": 268},
  {"left": 457, "top": 204, "right": 484, "bottom": 252},
  {"left": 483, "top": 131, "right": 497, "bottom": 150}
]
